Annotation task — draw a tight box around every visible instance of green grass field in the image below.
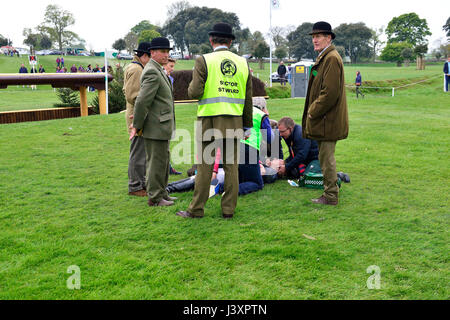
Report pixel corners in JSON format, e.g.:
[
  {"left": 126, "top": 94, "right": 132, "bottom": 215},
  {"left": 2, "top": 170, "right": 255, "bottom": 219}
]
[
  {"left": 0, "top": 55, "right": 445, "bottom": 112},
  {"left": 0, "top": 73, "right": 448, "bottom": 299}
]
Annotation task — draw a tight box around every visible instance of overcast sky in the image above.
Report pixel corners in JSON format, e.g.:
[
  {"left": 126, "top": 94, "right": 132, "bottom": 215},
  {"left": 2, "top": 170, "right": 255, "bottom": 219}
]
[{"left": 1, "top": 0, "right": 448, "bottom": 51}]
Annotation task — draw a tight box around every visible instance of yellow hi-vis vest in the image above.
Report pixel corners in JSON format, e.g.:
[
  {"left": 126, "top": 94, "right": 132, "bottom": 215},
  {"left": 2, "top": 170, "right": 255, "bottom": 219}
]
[
  {"left": 241, "top": 107, "right": 266, "bottom": 151},
  {"left": 198, "top": 50, "right": 249, "bottom": 117}
]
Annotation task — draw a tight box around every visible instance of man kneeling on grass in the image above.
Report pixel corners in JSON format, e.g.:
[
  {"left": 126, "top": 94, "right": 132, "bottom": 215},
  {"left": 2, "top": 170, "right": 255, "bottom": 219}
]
[{"left": 273, "top": 117, "right": 319, "bottom": 179}]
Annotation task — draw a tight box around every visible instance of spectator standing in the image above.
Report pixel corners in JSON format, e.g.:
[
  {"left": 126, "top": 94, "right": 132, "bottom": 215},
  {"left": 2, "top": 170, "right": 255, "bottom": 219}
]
[
  {"left": 18, "top": 64, "right": 28, "bottom": 73},
  {"left": 277, "top": 61, "right": 287, "bottom": 86},
  {"left": 355, "top": 71, "right": 365, "bottom": 98},
  {"left": 61, "top": 57, "right": 65, "bottom": 67},
  {"left": 129, "top": 37, "right": 176, "bottom": 208},
  {"left": 56, "top": 57, "right": 61, "bottom": 68},
  {"left": 444, "top": 56, "right": 450, "bottom": 92},
  {"left": 19, "top": 64, "right": 28, "bottom": 88},
  {"left": 123, "top": 42, "right": 152, "bottom": 197},
  {"left": 302, "top": 21, "right": 349, "bottom": 206}
]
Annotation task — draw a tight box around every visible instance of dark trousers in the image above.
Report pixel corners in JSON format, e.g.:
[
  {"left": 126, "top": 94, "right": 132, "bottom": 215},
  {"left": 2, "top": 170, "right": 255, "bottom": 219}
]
[
  {"left": 144, "top": 139, "right": 170, "bottom": 203},
  {"left": 445, "top": 75, "right": 450, "bottom": 92},
  {"left": 279, "top": 74, "right": 287, "bottom": 86},
  {"left": 128, "top": 136, "right": 147, "bottom": 192},
  {"left": 356, "top": 85, "right": 364, "bottom": 98},
  {"left": 238, "top": 144, "right": 264, "bottom": 196},
  {"left": 188, "top": 139, "right": 239, "bottom": 217}
]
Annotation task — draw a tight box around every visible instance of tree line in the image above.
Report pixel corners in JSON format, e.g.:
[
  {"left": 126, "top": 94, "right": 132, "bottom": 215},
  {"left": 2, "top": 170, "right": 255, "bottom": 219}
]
[
  {"left": 112, "top": 2, "right": 449, "bottom": 67},
  {"left": 3, "top": 1, "right": 448, "bottom": 65}
]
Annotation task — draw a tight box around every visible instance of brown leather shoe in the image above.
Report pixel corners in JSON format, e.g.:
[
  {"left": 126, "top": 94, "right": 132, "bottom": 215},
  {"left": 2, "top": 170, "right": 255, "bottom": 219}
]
[
  {"left": 148, "top": 199, "right": 174, "bottom": 207},
  {"left": 222, "top": 214, "right": 234, "bottom": 219},
  {"left": 312, "top": 195, "right": 338, "bottom": 206},
  {"left": 176, "top": 211, "right": 203, "bottom": 219},
  {"left": 129, "top": 190, "right": 147, "bottom": 197}
]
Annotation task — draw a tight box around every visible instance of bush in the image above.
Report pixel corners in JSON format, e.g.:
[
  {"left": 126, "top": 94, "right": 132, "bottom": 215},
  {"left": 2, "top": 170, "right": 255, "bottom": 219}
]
[
  {"left": 54, "top": 88, "right": 80, "bottom": 108},
  {"left": 91, "top": 66, "right": 126, "bottom": 114},
  {"left": 266, "top": 85, "right": 291, "bottom": 99}
]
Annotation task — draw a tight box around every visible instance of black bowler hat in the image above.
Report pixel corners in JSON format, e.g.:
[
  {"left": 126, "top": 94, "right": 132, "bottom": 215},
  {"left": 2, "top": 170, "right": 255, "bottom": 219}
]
[
  {"left": 208, "top": 23, "right": 236, "bottom": 40},
  {"left": 134, "top": 42, "right": 152, "bottom": 54},
  {"left": 309, "top": 21, "right": 336, "bottom": 40},
  {"left": 149, "top": 37, "right": 173, "bottom": 50}
]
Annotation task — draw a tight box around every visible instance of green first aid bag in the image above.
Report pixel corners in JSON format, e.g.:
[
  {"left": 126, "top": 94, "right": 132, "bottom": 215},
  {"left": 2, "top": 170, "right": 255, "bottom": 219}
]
[{"left": 298, "top": 160, "right": 341, "bottom": 189}]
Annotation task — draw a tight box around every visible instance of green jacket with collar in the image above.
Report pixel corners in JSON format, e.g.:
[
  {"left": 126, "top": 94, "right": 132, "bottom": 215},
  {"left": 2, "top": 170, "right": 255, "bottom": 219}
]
[
  {"left": 133, "top": 59, "right": 176, "bottom": 141},
  {"left": 302, "top": 45, "right": 349, "bottom": 141}
]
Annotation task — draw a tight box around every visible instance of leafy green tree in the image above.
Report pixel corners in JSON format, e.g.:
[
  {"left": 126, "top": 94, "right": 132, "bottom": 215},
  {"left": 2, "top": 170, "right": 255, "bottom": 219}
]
[
  {"left": 0, "top": 35, "right": 8, "bottom": 46},
  {"left": 40, "top": 35, "right": 52, "bottom": 49},
  {"left": 163, "top": 6, "right": 241, "bottom": 57},
  {"left": 386, "top": 13, "right": 431, "bottom": 46},
  {"left": 252, "top": 40, "right": 269, "bottom": 69},
  {"left": 234, "top": 27, "right": 250, "bottom": 55},
  {"left": 23, "top": 31, "right": 39, "bottom": 49},
  {"left": 37, "top": 4, "right": 82, "bottom": 51},
  {"left": 401, "top": 47, "right": 413, "bottom": 66},
  {"left": 414, "top": 44, "right": 428, "bottom": 57},
  {"left": 414, "top": 44, "right": 428, "bottom": 70},
  {"left": 0, "top": 35, "right": 12, "bottom": 46},
  {"left": 138, "top": 29, "right": 161, "bottom": 44},
  {"left": 334, "top": 23, "right": 373, "bottom": 63},
  {"left": 433, "top": 50, "right": 442, "bottom": 60},
  {"left": 274, "top": 46, "right": 287, "bottom": 60},
  {"left": 335, "top": 45, "right": 346, "bottom": 59},
  {"left": 286, "top": 22, "right": 315, "bottom": 60},
  {"left": 112, "top": 38, "right": 126, "bottom": 53},
  {"left": 200, "top": 43, "right": 212, "bottom": 54},
  {"left": 189, "top": 44, "right": 200, "bottom": 55},
  {"left": 131, "top": 20, "right": 162, "bottom": 35},
  {"left": 380, "top": 42, "right": 412, "bottom": 66}
]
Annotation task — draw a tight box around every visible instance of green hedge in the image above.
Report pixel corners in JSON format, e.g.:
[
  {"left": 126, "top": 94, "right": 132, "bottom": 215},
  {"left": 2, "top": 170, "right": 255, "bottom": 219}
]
[{"left": 266, "top": 85, "right": 291, "bottom": 99}]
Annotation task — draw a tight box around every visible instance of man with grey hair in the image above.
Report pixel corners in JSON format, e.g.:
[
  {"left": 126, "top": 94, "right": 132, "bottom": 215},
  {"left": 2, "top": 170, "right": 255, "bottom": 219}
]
[{"left": 302, "top": 21, "right": 349, "bottom": 205}]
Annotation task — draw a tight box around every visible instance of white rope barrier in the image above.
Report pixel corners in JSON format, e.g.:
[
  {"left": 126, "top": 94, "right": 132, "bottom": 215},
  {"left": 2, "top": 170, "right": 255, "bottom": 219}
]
[{"left": 345, "top": 74, "right": 442, "bottom": 96}]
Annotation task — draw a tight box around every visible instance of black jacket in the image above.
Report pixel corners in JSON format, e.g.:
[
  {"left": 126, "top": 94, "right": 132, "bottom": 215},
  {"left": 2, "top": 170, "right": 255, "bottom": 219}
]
[
  {"left": 444, "top": 62, "right": 449, "bottom": 74},
  {"left": 283, "top": 124, "right": 318, "bottom": 172},
  {"left": 277, "top": 65, "right": 287, "bottom": 76}
]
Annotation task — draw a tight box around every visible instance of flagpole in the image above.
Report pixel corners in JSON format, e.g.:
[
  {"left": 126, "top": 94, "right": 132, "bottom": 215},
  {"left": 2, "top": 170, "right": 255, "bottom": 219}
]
[{"left": 269, "top": 0, "right": 273, "bottom": 87}]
